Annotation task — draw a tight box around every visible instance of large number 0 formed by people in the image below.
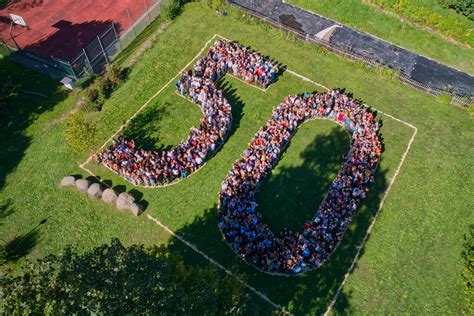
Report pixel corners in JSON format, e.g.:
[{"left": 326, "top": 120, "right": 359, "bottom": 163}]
[{"left": 97, "top": 40, "right": 382, "bottom": 275}]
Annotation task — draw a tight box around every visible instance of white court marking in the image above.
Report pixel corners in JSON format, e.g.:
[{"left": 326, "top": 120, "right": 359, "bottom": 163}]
[{"left": 79, "top": 34, "right": 418, "bottom": 314}]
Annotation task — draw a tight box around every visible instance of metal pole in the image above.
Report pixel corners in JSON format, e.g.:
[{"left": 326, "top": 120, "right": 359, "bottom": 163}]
[
  {"left": 68, "top": 60, "right": 78, "bottom": 80},
  {"left": 126, "top": 9, "right": 136, "bottom": 36},
  {"left": 82, "top": 48, "right": 93, "bottom": 73},
  {"left": 143, "top": 0, "right": 151, "bottom": 24},
  {"left": 0, "top": 38, "right": 11, "bottom": 52},
  {"left": 111, "top": 22, "right": 122, "bottom": 50},
  {"left": 97, "top": 35, "right": 109, "bottom": 64},
  {"left": 9, "top": 21, "right": 21, "bottom": 50}
]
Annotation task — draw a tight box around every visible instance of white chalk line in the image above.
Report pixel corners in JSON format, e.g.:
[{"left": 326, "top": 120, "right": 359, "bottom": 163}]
[
  {"left": 283, "top": 66, "right": 419, "bottom": 316},
  {"left": 79, "top": 33, "right": 273, "bottom": 183},
  {"left": 79, "top": 33, "right": 221, "bottom": 173},
  {"left": 78, "top": 34, "right": 418, "bottom": 313},
  {"left": 146, "top": 214, "right": 291, "bottom": 315}
]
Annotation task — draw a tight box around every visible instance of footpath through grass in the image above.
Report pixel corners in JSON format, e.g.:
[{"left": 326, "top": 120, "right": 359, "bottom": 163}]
[
  {"left": 1, "top": 2, "right": 473, "bottom": 314},
  {"left": 288, "top": 0, "right": 474, "bottom": 74}
]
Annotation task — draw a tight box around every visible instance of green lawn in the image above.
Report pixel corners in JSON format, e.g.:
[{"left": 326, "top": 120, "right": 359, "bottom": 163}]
[
  {"left": 287, "top": 0, "right": 474, "bottom": 74},
  {"left": 1, "top": 2, "right": 473, "bottom": 314}
]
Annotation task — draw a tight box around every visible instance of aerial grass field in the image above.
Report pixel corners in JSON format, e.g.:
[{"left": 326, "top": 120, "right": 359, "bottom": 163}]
[
  {"left": 288, "top": 0, "right": 474, "bottom": 74},
  {"left": 1, "top": 2, "right": 473, "bottom": 314}
]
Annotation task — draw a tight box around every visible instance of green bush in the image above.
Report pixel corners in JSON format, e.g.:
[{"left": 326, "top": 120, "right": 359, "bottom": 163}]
[
  {"left": 85, "top": 86, "right": 101, "bottom": 111},
  {"left": 462, "top": 225, "right": 474, "bottom": 314},
  {"left": 163, "top": 0, "right": 186, "bottom": 20},
  {"left": 63, "top": 112, "right": 97, "bottom": 154},
  {"left": 106, "top": 64, "right": 126, "bottom": 85},
  {"left": 96, "top": 76, "right": 114, "bottom": 100},
  {"left": 82, "top": 64, "right": 127, "bottom": 111},
  {"left": 439, "top": 0, "right": 474, "bottom": 20}
]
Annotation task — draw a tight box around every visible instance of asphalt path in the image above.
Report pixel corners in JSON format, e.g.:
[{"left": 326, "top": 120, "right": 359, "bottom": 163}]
[{"left": 229, "top": 0, "right": 474, "bottom": 97}]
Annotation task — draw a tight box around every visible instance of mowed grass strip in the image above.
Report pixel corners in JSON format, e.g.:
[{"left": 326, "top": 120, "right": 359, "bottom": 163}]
[
  {"left": 1, "top": 2, "right": 473, "bottom": 314},
  {"left": 288, "top": 0, "right": 474, "bottom": 74}
]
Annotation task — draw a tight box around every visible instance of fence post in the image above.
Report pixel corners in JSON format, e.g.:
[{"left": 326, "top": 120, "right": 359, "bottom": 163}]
[
  {"left": 82, "top": 48, "right": 94, "bottom": 73},
  {"left": 143, "top": 0, "right": 151, "bottom": 24},
  {"left": 97, "top": 35, "right": 109, "bottom": 64},
  {"left": 127, "top": 9, "right": 137, "bottom": 36},
  {"left": 0, "top": 38, "right": 11, "bottom": 52},
  {"left": 68, "top": 60, "right": 78, "bottom": 80},
  {"left": 111, "top": 22, "right": 122, "bottom": 50}
]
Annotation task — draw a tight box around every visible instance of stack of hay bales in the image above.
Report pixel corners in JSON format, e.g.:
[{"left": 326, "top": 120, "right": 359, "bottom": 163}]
[{"left": 60, "top": 176, "right": 144, "bottom": 216}]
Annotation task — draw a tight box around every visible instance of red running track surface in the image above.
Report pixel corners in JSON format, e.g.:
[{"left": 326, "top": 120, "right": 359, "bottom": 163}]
[{"left": 0, "top": 0, "right": 156, "bottom": 60}]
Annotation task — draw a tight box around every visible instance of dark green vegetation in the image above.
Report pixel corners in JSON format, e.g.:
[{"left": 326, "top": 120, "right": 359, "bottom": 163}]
[
  {"left": 0, "top": 239, "right": 252, "bottom": 314},
  {"left": 1, "top": 2, "right": 473, "bottom": 314},
  {"left": 289, "top": 0, "right": 474, "bottom": 74},
  {"left": 462, "top": 225, "right": 474, "bottom": 314},
  {"left": 439, "top": 0, "right": 474, "bottom": 19}
]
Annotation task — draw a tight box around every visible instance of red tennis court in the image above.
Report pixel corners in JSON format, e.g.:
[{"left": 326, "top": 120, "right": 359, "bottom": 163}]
[{"left": 0, "top": 0, "right": 156, "bottom": 60}]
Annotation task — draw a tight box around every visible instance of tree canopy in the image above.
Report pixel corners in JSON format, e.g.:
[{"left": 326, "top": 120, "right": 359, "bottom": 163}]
[{"left": 0, "top": 239, "right": 255, "bottom": 314}]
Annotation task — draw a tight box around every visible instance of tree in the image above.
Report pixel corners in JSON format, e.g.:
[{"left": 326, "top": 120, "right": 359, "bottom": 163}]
[{"left": 0, "top": 239, "right": 254, "bottom": 314}]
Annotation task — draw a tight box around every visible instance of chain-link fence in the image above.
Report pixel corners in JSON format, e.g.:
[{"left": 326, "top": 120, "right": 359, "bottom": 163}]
[
  {"left": 2, "top": 0, "right": 163, "bottom": 81},
  {"left": 70, "top": 0, "right": 162, "bottom": 78}
]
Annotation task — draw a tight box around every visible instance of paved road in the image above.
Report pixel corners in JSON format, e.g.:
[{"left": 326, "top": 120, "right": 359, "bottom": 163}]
[{"left": 229, "top": 0, "right": 474, "bottom": 97}]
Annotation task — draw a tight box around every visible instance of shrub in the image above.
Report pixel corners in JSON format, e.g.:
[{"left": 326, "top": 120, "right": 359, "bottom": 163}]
[
  {"left": 84, "top": 86, "right": 100, "bottom": 111},
  {"left": 462, "top": 225, "right": 474, "bottom": 314},
  {"left": 82, "top": 64, "right": 127, "bottom": 111},
  {"left": 163, "top": 0, "right": 185, "bottom": 20},
  {"left": 439, "top": 0, "right": 474, "bottom": 20},
  {"left": 63, "top": 112, "right": 97, "bottom": 154},
  {"left": 106, "top": 64, "right": 126, "bottom": 85},
  {"left": 96, "top": 76, "right": 114, "bottom": 100}
]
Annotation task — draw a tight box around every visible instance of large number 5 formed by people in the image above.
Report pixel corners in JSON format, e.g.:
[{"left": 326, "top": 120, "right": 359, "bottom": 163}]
[{"left": 97, "top": 39, "right": 383, "bottom": 275}]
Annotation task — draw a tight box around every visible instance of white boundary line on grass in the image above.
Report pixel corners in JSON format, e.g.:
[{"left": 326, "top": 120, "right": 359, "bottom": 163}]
[
  {"left": 79, "top": 34, "right": 221, "bottom": 176},
  {"left": 324, "top": 122, "right": 417, "bottom": 316},
  {"left": 283, "top": 68, "right": 418, "bottom": 315},
  {"left": 146, "top": 214, "right": 291, "bottom": 315},
  {"left": 78, "top": 33, "right": 418, "bottom": 314}
]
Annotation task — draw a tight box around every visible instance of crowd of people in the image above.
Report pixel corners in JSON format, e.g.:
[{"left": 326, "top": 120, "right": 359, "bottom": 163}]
[
  {"left": 218, "top": 90, "right": 382, "bottom": 274},
  {"left": 96, "top": 40, "right": 278, "bottom": 186}
]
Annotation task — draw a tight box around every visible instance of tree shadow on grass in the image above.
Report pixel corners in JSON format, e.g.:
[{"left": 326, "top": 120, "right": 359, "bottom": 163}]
[
  {"left": 3, "top": 218, "right": 47, "bottom": 264},
  {"left": 256, "top": 124, "right": 350, "bottom": 233},
  {"left": 166, "top": 125, "right": 390, "bottom": 314},
  {"left": 123, "top": 105, "right": 171, "bottom": 152},
  {"left": 0, "top": 199, "right": 15, "bottom": 225},
  {"left": 122, "top": 79, "right": 246, "bottom": 157},
  {"left": 0, "top": 58, "right": 68, "bottom": 191}
]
